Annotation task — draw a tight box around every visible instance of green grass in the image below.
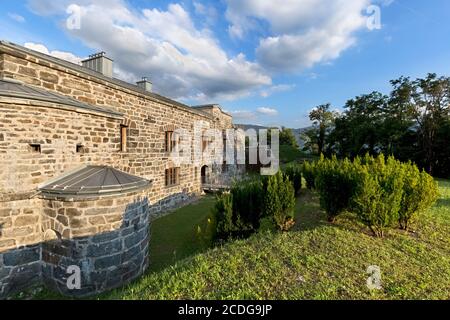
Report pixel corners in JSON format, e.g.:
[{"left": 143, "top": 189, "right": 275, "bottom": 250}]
[
  {"left": 279, "top": 144, "right": 318, "bottom": 167},
  {"left": 148, "top": 195, "right": 216, "bottom": 272},
  {"left": 103, "top": 180, "right": 450, "bottom": 300}
]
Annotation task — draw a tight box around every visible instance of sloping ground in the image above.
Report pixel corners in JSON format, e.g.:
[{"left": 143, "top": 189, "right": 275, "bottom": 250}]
[{"left": 105, "top": 180, "right": 450, "bottom": 300}]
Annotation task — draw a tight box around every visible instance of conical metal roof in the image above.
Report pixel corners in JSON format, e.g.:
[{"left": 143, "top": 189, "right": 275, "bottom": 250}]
[{"left": 39, "top": 166, "right": 151, "bottom": 199}]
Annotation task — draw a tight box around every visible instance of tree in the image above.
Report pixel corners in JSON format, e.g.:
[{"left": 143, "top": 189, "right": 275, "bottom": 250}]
[
  {"left": 390, "top": 74, "right": 450, "bottom": 175},
  {"left": 329, "top": 93, "right": 386, "bottom": 158},
  {"left": 279, "top": 127, "right": 298, "bottom": 148},
  {"left": 306, "top": 104, "right": 336, "bottom": 155}
]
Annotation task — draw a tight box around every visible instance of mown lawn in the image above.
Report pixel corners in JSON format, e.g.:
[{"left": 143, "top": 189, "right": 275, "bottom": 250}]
[
  {"left": 148, "top": 196, "right": 216, "bottom": 272},
  {"left": 104, "top": 180, "right": 450, "bottom": 300}
]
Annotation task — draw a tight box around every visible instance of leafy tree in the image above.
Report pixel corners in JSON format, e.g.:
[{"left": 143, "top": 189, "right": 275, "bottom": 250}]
[
  {"left": 329, "top": 92, "right": 387, "bottom": 158},
  {"left": 390, "top": 74, "right": 450, "bottom": 175},
  {"left": 307, "top": 103, "right": 337, "bottom": 155},
  {"left": 279, "top": 127, "right": 298, "bottom": 148}
]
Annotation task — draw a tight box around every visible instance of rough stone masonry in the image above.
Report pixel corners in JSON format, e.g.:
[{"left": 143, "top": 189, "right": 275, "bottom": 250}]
[{"left": 0, "top": 40, "right": 243, "bottom": 298}]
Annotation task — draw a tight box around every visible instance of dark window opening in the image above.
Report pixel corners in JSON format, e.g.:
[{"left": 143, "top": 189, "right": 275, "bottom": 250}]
[
  {"left": 165, "top": 167, "right": 180, "bottom": 187},
  {"left": 76, "top": 144, "right": 85, "bottom": 153},
  {"left": 29, "top": 144, "right": 41, "bottom": 153}
]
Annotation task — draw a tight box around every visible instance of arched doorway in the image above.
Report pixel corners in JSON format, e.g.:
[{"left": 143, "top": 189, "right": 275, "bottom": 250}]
[{"left": 201, "top": 165, "right": 208, "bottom": 184}]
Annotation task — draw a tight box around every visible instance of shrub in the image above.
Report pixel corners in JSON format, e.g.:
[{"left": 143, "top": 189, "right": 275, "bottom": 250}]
[
  {"left": 315, "top": 156, "right": 356, "bottom": 222},
  {"left": 263, "top": 171, "right": 296, "bottom": 231},
  {"left": 214, "top": 192, "right": 253, "bottom": 240},
  {"left": 351, "top": 155, "right": 405, "bottom": 237},
  {"left": 276, "top": 172, "right": 296, "bottom": 230},
  {"left": 399, "top": 163, "right": 438, "bottom": 230},
  {"left": 284, "top": 164, "right": 302, "bottom": 195},
  {"left": 231, "top": 178, "right": 264, "bottom": 230},
  {"left": 302, "top": 161, "right": 317, "bottom": 189}
]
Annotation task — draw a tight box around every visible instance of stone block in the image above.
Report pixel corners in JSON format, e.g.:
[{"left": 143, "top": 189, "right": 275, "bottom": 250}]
[{"left": 3, "top": 246, "right": 40, "bottom": 266}]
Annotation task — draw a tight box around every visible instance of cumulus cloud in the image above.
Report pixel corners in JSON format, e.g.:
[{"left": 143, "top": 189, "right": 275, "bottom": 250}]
[
  {"left": 226, "top": 110, "right": 257, "bottom": 121},
  {"left": 225, "top": 0, "right": 371, "bottom": 72},
  {"left": 24, "top": 42, "right": 83, "bottom": 65},
  {"left": 8, "top": 13, "right": 26, "bottom": 23},
  {"left": 256, "top": 107, "right": 278, "bottom": 116},
  {"left": 25, "top": 0, "right": 271, "bottom": 101}
]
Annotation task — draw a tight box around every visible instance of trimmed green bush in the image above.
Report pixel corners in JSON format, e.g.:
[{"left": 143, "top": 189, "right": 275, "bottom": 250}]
[
  {"left": 262, "top": 172, "right": 296, "bottom": 230},
  {"left": 231, "top": 178, "right": 264, "bottom": 230},
  {"left": 351, "top": 155, "right": 405, "bottom": 237},
  {"left": 315, "top": 156, "right": 356, "bottom": 222},
  {"left": 302, "top": 161, "right": 317, "bottom": 189},
  {"left": 284, "top": 164, "right": 302, "bottom": 195},
  {"left": 311, "top": 154, "right": 438, "bottom": 237},
  {"left": 399, "top": 163, "right": 438, "bottom": 230}
]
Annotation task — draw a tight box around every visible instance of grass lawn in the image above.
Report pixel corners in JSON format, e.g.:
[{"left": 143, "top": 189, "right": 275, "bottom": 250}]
[
  {"left": 148, "top": 195, "right": 216, "bottom": 272},
  {"left": 103, "top": 180, "right": 450, "bottom": 300}
]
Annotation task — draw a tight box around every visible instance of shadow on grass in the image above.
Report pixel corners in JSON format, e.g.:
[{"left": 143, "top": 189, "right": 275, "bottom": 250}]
[{"left": 435, "top": 198, "right": 450, "bottom": 208}]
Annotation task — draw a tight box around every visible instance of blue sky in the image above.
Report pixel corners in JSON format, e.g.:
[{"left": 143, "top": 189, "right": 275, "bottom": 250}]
[{"left": 1, "top": 0, "right": 450, "bottom": 128}]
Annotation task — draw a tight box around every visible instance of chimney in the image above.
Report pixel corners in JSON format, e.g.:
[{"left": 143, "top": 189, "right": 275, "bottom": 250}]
[
  {"left": 82, "top": 52, "right": 113, "bottom": 78},
  {"left": 136, "top": 77, "right": 152, "bottom": 93}
]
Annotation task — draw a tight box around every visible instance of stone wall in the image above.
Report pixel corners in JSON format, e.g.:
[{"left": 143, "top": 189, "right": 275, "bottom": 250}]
[
  {"left": 0, "top": 191, "right": 150, "bottom": 298},
  {"left": 0, "top": 45, "right": 217, "bottom": 214},
  {"left": 41, "top": 192, "right": 150, "bottom": 296},
  {"left": 0, "top": 101, "right": 123, "bottom": 198},
  {"left": 0, "top": 42, "right": 243, "bottom": 298}
]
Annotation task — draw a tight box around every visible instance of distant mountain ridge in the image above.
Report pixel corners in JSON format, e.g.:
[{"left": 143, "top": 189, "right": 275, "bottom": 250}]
[{"left": 234, "top": 124, "right": 313, "bottom": 150}]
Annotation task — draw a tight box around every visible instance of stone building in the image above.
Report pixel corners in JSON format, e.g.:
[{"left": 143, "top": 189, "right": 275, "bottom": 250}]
[{"left": 0, "top": 41, "right": 243, "bottom": 298}]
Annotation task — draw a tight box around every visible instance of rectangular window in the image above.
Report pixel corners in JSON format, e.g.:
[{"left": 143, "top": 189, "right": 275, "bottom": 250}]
[
  {"left": 165, "top": 167, "right": 180, "bottom": 187},
  {"left": 76, "top": 144, "right": 85, "bottom": 153},
  {"left": 165, "top": 131, "right": 177, "bottom": 152},
  {"left": 120, "top": 125, "right": 128, "bottom": 152},
  {"left": 29, "top": 144, "right": 41, "bottom": 153}
]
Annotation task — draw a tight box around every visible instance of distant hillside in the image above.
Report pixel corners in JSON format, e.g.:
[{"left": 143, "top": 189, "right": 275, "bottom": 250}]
[
  {"left": 234, "top": 124, "right": 269, "bottom": 131},
  {"left": 292, "top": 126, "right": 313, "bottom": 150},
  {"left": 234, "top": 124, "right": 312, "bottom": 150}
]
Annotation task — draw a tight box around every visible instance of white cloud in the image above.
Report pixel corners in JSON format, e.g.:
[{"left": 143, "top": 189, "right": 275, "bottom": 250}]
[
  {"left": 257, "top": 107, "right": 278, "bottom": 116},
  {"left": 260, "top": 84, "right": 295, "bottom": 98},
  {"left": 225, "top": 0, "right": 371, "bottom": 72},
  {"left": 26, "top": 0, "right": 271, "bottom": 101},
  {"left": 193, "top": 1, "right": 218, "bottom": 26},
  {"left": 8, "top": 13, "right": 26, "bottom": 23},
  {"left": 24, "top": 42, "right": 83, "bottom": 65},
  {"left": 226, "top": 110, "right": 257, "bottom": 120}
]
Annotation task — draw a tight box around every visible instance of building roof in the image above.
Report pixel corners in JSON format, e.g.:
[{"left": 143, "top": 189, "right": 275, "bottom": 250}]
[
  {"left": 192, "top": 104, "right": 232, "bottom": 117},
  {"left": 0, "top": 40, "right": 213, "bottom": 120},
  {"left": 0, "top": 78, "right": 123, "bottom": 118},
  {"left": 39, "top": 166, "right": 151, "bottom": 200}
]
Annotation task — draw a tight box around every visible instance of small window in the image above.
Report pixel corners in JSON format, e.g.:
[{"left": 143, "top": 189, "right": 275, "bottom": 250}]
[
  {"left": 202, "top": 137, "right": 211, "bottom": 152},
  {"left": 120, "top": 125, "right": 128, "bottom": 152},
  {"left": 165, "top": 167, "right": 180, "bottom": 187},
  {"left": 165, "top": 131, "right": 178, "bottom": 152},
  {"left": 29, "top": 144, "right": 41, "bottom": 153},
  {"left": 76, "top": 144, "right": 85, "bottom": 153}
]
